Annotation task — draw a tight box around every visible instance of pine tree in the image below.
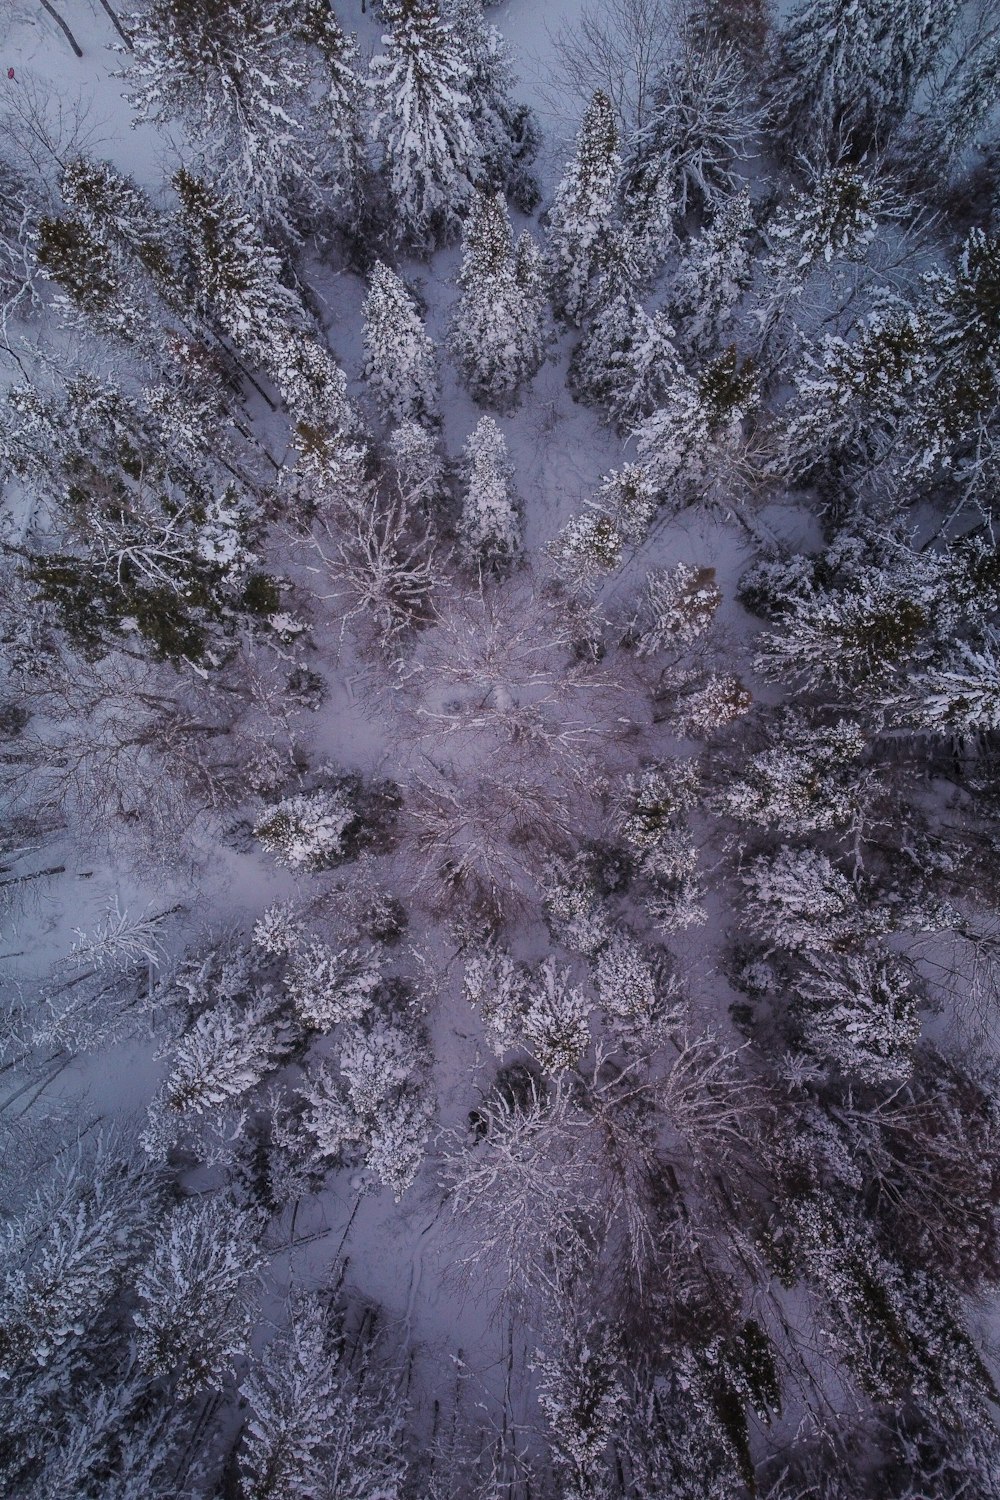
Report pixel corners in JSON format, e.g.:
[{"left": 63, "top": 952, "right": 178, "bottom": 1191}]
[
  {"left": 295, "top": 0, "right": 367, "bottom": 215},
  {"left": 777, "top": 294, "right": 934, "bottom": 482},
  {"left": 254, "top": 787, "right": 358, "bottom": 870},
  {"left": 0, "top": 1137, "right": 160, "bottom": 1382},
  {"left": 239, "top": 1298, "right": 406, "bottom": 1499},
  {"left": 547, "top": 90, "right": 621, "bottom": 326},
  {"left": 284, "top": 940, "right": 384, "bottom": 1029},
  {"left": 444, "top": 0, "right": 540, "bottom": 209},
  {"left": 450, "top": 191, "right": 546, "bottom": 408},
  {"left": 362, "top": 262, "right": 440, "bottom": 427},
  {"left": 521, "top": 957, "right": 594, "bottom": 1073},
  {"left": 457, "top": 416, "right": 522, "bottom": 573},
  {"left": 369, "top": 0, "right": 480, "bottom": 251},
  {"left": 716, "top": 713, "right": 867, "bottom": 831},
  {"left": 133, "top": 1194, "right": 262, "bottom": 1397},
  {"left": 535, "top": 1317, "right": 626, "bottom": 1500},
  {"left": 670, "top": 186, "right": 753, "bottom": 357}
]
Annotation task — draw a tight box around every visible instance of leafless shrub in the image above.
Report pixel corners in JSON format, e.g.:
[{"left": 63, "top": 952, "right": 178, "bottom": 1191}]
[{"left": 309, "top": 490, "right": 445, "bottom": 657}]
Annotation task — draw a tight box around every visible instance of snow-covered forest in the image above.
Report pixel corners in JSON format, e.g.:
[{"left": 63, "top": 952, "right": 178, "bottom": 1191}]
[{"left": 2, "top": 0, "right": 1000, "bottom": 1493}]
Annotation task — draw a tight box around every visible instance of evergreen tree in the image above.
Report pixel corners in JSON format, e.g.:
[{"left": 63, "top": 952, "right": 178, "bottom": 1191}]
[
  {"left": 547, "top": 90, "right": 621, "bottom": 326},
  {"left": 239, "top": 1298, "right": 406, "bottom": 1500},
  {"left": 716, "top": 713, "right": 867, "bottom": 831},
  {"left": 362, "top": 262, "right": 440, "bottom": 427},
  {"left": 874, "top": 0, "right": 961, "bottom": 130},
  {"left": 295, "top": 0, "right": 367, "bottom": 216},
  {"left": 369, "top": 0, "right": 480, "bottom": 251},
  {"left": 901, "top": 633, "right": 1000, "bottom": 733},
  {"left": 796, "top": 951, "right": 921, "bottom": 1083},
  {"left": 521, "top": 957, "right": 594, "bottom": 1073},
  {"left": 284, "top": 940, "right": 384, "bottom": 1030},
  {"left": 449, "top": 191, "right": 546, "bottom": 408},
  {"left": 912, "top": 29, "right": 1000, "bottom": 172},
  {"left": 254, "top": 786, "right": 359, "bottom": 871},
  {"left": 133, "top": 1195, "right": 262, "bottom": 1397},
  {"left": 570, "top": 282, "right": 681, "bottom": 430},
  {"left": 125, "top": 0, "right": 326, "bottom": 230},
  {"left": 670, "top": 186, "right": 753, "bottom": 357},
  {"left": 769, "top": 0, "right": 885, "bottom": 158},
  {"left": 444, "top": 0, "right": 540, "bottom": 209},
  {"left": 777, "top": 294, "right": 934, "bottom": 482},
  {"left": 457, "top": 416, "right": 522, "bottom": 573}
]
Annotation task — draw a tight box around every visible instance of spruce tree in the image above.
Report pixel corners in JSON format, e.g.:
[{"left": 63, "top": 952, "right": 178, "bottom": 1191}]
[
  {"left": 125, "top": 0, "right": 324, "bottom": 230},
  {"left": 449, "top": 191, "right": 545, "bottom": 408},
  {"left": 362, "top": 262, "right": 440, "bottom": 427},
  {"left": 457, "top": 416, "right": 522, "bottom": 574},
  {"left": 670, "top": 185, "right": 753, "bottom": 357},
  {"left": 444, "top": 0, "right": 540, "bottom": 209},
  {"left": 369, "top": 0, "right": 480, "bottom": 251},
  {"left": 770, "top": 0, "right": 885, "bottom": 159},
  {"left": 547, "top": 90, "right": 620, "bottom": 326},
  {"left": 911, "top": 28, "right": 1000, "bottom": 172}
]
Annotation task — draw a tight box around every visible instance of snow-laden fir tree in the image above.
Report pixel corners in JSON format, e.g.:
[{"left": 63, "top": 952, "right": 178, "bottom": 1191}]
[
  {"left": 142, "top": 995, "right": 290, "bottom": 1158},
  {"left": 754, "top": 543, "right": 942, "bottom": 692},
  {"left": 902, "top": 634, "right": 1000, "bottom": 734},
  {"left": 619, "top": 40, "right": 756, "bottom": 282},
  {"left": 444, "top": 0, "right": 540, "bottom": 209},
  {"left": 239, "top": 1297, "right": 406, "bottom": 1500},
  {"left": 630, "top": 563, "right": 722, "bottom": 656},
  {"left": 742, "top": 845, "right": 881, "bottom": 951},
  {"left": 670, "top": 185, "right": 753, "bottom": 357},
  {"left": 387, "top": 419, "right": 447, "bottom": 513},
  {"left": 916, "top": 228, "right": 1000, "bottom": 473},
  {"left": 669, "top": 672, "right": 753, "bottom": 737},
  {"left": 449, "top": 191, "right": 546, "bottom": 408},
  {"left": 457, "top": 416, "right": 522, "bottom": 574},
  {"left": 769, "top": 0, "right": 885, "bottom": 158},
  {"left": 173, "top": 169, "right": 355, "bottom": 434},
  {"left": 759, "top": 164, "right": 894, "bottom": 327},
  {"left": 254, "top": 786, "right": 358, "bottom": 870},
  {"left": 634, "top": 348, "right": 756, "bottom": 508},
  {"left": 535, "top": 1317, "right": 626, "bottom": 1500},
  {"left": 296, "top": 0, "right": 368, "bottom": 216},
  {"left": 539, "top": 853, "right": 614, "bottom": 957},
  {"left": 362, "top": 262, "right": 440, "bottom": 427},
  {"left": 0, "top": 1136, "right": 160, "bottom": 1382},
  {"left": 594, "top": 928, "right": 683, "bottom": 1031},
  {"left": 133, "top": 1194, "right": 262, "bottom": 1398},
  {"left": 521, "top": 958, "right": 594, "bottom": 1073},
  {"left": 284, "top": 940, "right": 384, "bottom": 1029},
  {"left": 125, "top": 0, "right": 325, "bottom": 231},
  {"left": 463, "top": 944, "right": 530, "bottom": 1053},
  {"left": 369, "top": 0, "right": 480, "bottom": 251},
  {"left": 546, "top": 90, "right": 620, "bottom": 326},
  {"left": 716, "top": 713, "right": 867, "bottom": 831},
  {"left": 777, "top": 293, "right": 935, "bottom": 482},
  {"left": 570, "top": 273, "right": 681, "bottom": 430},
  {"left": 910, "top": 27, "right": 1000, "bottom": 173},
  {"left": 796, "top": 950, "right": 921, "bottom": 1084}
]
